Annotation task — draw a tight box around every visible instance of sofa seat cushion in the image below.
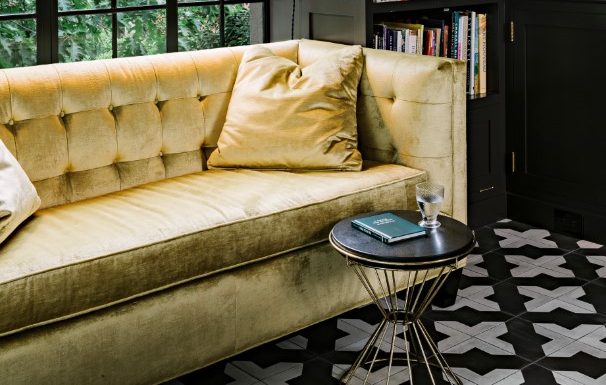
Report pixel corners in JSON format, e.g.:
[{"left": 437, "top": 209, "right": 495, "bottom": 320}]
[{"left": 0, "top": 162, "right": 425, "bottom": 337}]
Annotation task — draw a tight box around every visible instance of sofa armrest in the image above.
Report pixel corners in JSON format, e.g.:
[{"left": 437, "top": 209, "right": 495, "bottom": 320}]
[{"left": 356, "top": 48, "right": 467, "bottom": 223}]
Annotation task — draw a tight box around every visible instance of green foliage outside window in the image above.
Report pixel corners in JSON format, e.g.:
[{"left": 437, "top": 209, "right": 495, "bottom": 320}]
[
  {"left": 1, "top": 0, "right": 36, "bottom": 14},
  {"left": 0, "top": 0, "right": 256, "bottom": 68}
]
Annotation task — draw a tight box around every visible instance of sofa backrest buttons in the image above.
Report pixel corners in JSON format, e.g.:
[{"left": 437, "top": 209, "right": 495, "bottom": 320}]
[
  {"left": 8, "top": 119, "right": 14, "bottom": 126},
  {"left": 108, "top": 105, "right": 114, "bottom": 111}
]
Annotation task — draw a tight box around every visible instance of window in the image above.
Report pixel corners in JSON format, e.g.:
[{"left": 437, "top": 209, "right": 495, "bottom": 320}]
[
  {"left": 0, "top": 0, "right": 268, "bottom": 68},
  {"left": 0, "top": 0, "right": 37, "bottom": 68}
]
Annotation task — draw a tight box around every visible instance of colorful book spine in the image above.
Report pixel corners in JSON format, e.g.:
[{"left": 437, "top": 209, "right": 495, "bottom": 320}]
[
  {"left": 459, "top": 13, "right": 467, "bottom": 62},
  {"left": 451, "top": 11, "right": 459, "bottom": 59},
  {"left": 474, "top": 13, "right": 480, "bottom": 94},
  {"left": 478, "top": 13, "right": 487, "bottom": 94},
  {"left": 467, "top": 11, "right": 476, "bottom": 95},
  {"left": 443, "top": 24, "right": 449, "bottom": 58}
]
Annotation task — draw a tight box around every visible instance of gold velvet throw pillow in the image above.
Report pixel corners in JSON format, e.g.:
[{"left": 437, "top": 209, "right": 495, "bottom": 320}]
[{"left": 207, "top": 45, "right": 364, "bottom": 171}]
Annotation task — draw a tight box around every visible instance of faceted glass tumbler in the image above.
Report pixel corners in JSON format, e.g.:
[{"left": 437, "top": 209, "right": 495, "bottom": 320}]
[{"left": 416, "top": 182, "right": 445, "bottom": 228}]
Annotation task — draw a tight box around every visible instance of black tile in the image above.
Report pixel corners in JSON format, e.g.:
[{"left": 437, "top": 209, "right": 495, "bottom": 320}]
[
  {"left": 488, "top": 220, "right": 536, "bottom": 232},
  {"left": 458, "top": 272, "right": 499, "bottom": 289},
  {"left": 591, "top": 277, "right": 606, "bottom": 288},
  {"left": 469, "top": 251, "right": 513, "bottom": 281},
  {"left": 544, "top": 231, "right": 583, "bottom": 251},
  {"left": 288, "top": 317, "right": 345, "bottom": 356},
  {"left": 494, "top": 244, "right": 567, "bottom": 260},
  {"left": 440, "top": 349, "right": 530, "bottom": 378},
  {"left": 500, "top": 318, "right": 551, "bottom": 361},
  {"left": 287, "top": 358, "right": 339, "bottom": 385},
  {"left": 518, "top": 364, "right": 560, "bottom": 385},
  {"left": 471, "top": 227, "right": 503, "bottom": 254},
  {"left": 562, "top": 252, "right": 603, "bottom": 281},
  {"left": 424, "top": 306, "right": 514, "bottom": 325},
  {"left": 179, "top": 361, "right": 254, "bottom": 385},
  {"left": 581, "top": 282, "right": 606, "bottom": 316},
  {"left": 229, "top": 335, "right": 316, "bottom": 368},
  {"left": 506, "top": 275, "right": 587, "bottom": 292},
  {"left": 538, "top": 352, "right": 606, "bottom": 381},
  {"left": 340, "top": 302, "right": 384, "bottom": 326},
  {"left": 488, "top": 281, "right": 529, "bottom": 316},
  {"left": 520, "top": 308, "right": 606, "bottom": 329}
]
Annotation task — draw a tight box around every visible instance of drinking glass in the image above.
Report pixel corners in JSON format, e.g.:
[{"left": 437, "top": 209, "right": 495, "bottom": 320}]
[{"left": 416, "top": 182, "right": 444, "bottom": 228}]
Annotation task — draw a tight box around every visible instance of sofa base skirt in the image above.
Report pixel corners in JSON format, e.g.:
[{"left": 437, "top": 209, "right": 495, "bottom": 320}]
[{"left": 0, "top": 242, "right": 464, "bottom": 385}]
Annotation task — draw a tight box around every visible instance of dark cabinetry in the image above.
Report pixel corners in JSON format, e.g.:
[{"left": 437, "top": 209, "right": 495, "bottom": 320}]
[
  {"left": 506, "top": 0, "right": 606, "bottom": 241},
  {"left": 467, "top": 95, "right": 507, "bottom": 225}
]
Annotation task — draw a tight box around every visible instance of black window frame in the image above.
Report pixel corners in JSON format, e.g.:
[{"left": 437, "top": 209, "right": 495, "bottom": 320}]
[{"left": 0, "top": 0, "right": 270, "bottom": 66}]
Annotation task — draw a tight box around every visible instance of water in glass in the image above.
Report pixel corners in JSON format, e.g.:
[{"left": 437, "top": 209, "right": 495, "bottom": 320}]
[{"left": 416, "top": 182, "right": 444, "bottom": 228}]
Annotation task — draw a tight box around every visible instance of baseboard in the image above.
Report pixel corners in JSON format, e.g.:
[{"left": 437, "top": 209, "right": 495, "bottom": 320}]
[{"left": 507, "top": 192, "right": 606, "bottom": 244}]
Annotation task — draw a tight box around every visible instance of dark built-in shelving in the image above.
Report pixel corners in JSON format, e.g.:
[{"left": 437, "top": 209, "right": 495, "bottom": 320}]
[{"left": 366, "top": 0, "right": 507, "bottom": 229}]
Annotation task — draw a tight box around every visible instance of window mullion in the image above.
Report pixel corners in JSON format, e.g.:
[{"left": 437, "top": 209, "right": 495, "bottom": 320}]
[
  {"left": 167, "top": 0, "right": 178, "bottom": 52},
  {"left": 219, "top": 0, "right": 225, "bottom": 46},
  {"left": 263, "top": 0, "right": 269, "bottom": 43},
  {"left": 112, "top": 0, "right": 118, "bottom": 58},
  {"left": 37, "top": 0, "right": 57, "bottom": 64}
]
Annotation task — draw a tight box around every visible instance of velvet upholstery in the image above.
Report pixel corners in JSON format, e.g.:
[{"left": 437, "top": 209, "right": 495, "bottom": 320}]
[
  {"left": 208, "top": 45, "right": 364, "bottom": 170},
  {"left": 0, "top": 41, "right": 299, "bottom": 209},
  {"left": 0, "top": 243, "right": 465, "bottom": 384},
  {"left": 0, "top": 39, "right": 467, "bottom": 385},
  {"left": 297, "top": 40, "right": 468, "bottom": 221},
  {"left": 0, "top": 139, "right": 40, "bottom": 244},
  {"left": 0, "top": 162, "right": 423, "bottom": 337}
]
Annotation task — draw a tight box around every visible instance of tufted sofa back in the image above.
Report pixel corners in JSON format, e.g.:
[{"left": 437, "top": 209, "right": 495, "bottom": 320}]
[
  {"left": 0, "top": 39, "right": 466, "bottom": 221},
  {"left": 297, "top": 40, "right": 467, "bottom": 220},
  {"left": 0, "top": 41, "right": 298, "bottom": 209}
]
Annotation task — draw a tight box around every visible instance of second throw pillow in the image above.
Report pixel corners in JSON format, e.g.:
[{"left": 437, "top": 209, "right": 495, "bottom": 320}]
[{"left": 207, "top": 44, "right": 364, "bottom": 171}]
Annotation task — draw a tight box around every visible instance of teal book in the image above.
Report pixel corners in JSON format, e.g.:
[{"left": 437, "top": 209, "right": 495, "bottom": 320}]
[{"left": 351, "top": 212, "right": 427, "bottom": 244}]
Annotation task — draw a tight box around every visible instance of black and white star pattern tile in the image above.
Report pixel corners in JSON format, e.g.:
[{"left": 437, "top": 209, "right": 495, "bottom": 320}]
[{"left": 163, "top": 219, "right": 606, "bottom": 385}]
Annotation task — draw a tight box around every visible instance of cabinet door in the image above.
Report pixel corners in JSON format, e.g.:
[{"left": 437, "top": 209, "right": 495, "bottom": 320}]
[
  {"left": 507, "top": 1, "right": 606, "bottom": 235},
  {"left": 467, "top": 98, "right": 507, "bottom": 227}
]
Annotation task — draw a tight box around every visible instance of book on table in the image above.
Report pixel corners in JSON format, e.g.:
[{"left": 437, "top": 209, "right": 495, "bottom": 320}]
[{"left": 351, "top": 212, "right": 427, "bottom": 244}]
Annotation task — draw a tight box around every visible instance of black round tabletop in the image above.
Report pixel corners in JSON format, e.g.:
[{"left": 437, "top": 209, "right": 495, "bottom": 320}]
[{"left": 330, "top": 210, "right": 475, "bottom": 269}]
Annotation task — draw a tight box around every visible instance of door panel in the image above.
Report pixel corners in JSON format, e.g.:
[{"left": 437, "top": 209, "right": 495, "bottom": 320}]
[{"left": 508, "top": 1, "right": 606, "bottom": 216}]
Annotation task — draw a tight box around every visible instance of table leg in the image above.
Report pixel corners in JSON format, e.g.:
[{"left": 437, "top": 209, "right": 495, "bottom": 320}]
[{"left": 341, "top": 264, "right": 462, "bottom": 385}]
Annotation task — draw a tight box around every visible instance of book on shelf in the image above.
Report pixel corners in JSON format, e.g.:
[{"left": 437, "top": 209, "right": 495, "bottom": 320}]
[
  {"left": 467, "top": 11, "right": 476, "bottom": 95},
  {"left": 351, "top": 212, "right": 427, "bottom": 244},
  {"left": 373, "top": 9, "right": 488, "bottom": 97},
  {"left": 478, "top": 13, "right": 487, "bottom": 95},
  {"left": 372, "top": 22, "right": 424, "bottom": 55}
]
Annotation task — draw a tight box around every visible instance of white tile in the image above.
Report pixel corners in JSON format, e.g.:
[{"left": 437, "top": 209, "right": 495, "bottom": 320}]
[
  {"left": 453, "top": 368, "right": 521, "bottom": 385},
  {"left": 443, "top": 336, "right": 513, "bottom": 355},
  {"left": 549, "top": 340, "right": 606, "bottom": 359},
  {"left": 553, "top": 371, "right": 606, "bottom": 385},
  {"left": 233, "top": 361, "right": 301, "bottom": 381},
  {"left": 533, "top": 324, "right": 576, "bottom": 355},
  {"left": 225, "top": 363, "right": 265, "bottom": 385},
  {"left": 577, "top": 240, "right": 603, "bottom": 249}
]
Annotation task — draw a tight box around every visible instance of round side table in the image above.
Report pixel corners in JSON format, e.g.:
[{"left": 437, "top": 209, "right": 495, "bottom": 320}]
[{"left": 329, "top": 210, "right": 475, "bottom": 385}]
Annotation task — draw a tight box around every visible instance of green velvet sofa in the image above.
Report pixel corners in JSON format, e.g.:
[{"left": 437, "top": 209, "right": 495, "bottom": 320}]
[{"left": 0, "top": 39, "right": 467, "bottom": 384}]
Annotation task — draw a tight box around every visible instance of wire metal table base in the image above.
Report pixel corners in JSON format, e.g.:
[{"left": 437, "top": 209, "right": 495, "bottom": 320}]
[{"left": 341, "top": 261, "right": 462, "bottom": 385}]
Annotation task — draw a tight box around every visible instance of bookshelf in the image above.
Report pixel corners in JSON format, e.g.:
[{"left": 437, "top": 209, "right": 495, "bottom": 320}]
[
  {"left": 368, "top": 3, "right": 499, "bottom": 98},
  {"left": 304, "top": 0, "right": 507, "bottom": 227}
]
